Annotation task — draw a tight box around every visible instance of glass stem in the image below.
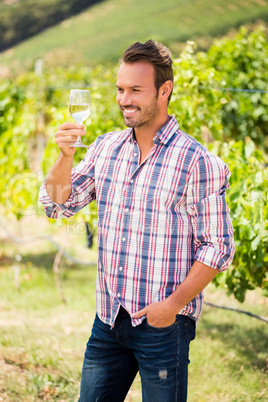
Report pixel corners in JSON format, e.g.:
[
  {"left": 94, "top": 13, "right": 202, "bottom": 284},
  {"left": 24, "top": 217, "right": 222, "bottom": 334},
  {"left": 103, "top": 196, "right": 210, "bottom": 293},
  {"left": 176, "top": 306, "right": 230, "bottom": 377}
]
[{"left": 76, "top": 136, "right": 83, "bottom": 145}]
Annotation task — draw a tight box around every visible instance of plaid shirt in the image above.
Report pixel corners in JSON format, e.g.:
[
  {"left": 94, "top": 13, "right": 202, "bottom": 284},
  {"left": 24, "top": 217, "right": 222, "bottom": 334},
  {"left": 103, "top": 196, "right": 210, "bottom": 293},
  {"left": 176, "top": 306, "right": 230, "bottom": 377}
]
[{"left": 39, "top": 116, "right": 235, "bottom": 326}]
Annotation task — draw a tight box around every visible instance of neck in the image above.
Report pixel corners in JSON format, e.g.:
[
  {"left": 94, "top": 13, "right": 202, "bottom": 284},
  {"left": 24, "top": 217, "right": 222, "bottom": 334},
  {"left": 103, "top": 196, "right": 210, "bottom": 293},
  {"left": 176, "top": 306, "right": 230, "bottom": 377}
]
[{"left": 133, "top": 112, "right": 169, "bottom": 148}]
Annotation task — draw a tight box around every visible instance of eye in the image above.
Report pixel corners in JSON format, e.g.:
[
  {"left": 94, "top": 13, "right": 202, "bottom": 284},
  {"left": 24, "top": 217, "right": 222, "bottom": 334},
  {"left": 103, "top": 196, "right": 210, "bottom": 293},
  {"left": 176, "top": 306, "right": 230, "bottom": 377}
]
[
  {"left": 132, "top": 88, "right": 140, "bottom": 92},
  {"left": 116, "top": 87, "right": 124, "bottom": 93}
]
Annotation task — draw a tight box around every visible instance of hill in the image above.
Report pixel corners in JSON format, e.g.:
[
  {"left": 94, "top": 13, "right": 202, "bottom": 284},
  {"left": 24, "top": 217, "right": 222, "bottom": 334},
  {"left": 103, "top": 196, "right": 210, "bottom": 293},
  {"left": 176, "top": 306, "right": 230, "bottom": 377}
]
[
  {"left": 1, "top": 0, "right": 268, "bottom": 74},
  {"left": 0, "top": 0, "right": 103, "bottom": 51}
]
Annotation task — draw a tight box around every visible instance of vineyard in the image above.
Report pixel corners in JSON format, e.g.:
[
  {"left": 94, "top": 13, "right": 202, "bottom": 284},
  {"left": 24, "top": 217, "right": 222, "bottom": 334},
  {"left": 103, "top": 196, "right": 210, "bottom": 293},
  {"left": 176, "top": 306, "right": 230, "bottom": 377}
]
[{"left": 0, "top": 23, "right": 268, "bottom": 402}]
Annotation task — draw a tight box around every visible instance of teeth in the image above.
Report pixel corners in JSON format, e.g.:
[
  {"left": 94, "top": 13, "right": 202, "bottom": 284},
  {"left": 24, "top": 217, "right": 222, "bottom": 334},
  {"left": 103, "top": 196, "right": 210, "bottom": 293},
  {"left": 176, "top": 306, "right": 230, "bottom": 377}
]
[{"left": 124, "top": 109, "right": 137, "bottom": 114}]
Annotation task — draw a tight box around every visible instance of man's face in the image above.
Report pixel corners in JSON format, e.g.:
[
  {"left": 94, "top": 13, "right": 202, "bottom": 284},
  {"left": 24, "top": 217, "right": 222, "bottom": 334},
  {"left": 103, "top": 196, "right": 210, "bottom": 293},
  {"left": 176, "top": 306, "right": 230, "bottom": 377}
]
[{"left": 116, "top": 61, "right": 161, "bottom": 129}]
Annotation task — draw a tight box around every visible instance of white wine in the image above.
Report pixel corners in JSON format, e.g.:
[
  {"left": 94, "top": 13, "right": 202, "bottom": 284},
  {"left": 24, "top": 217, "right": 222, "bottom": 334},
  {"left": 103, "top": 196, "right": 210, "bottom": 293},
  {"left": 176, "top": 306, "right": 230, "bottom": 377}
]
[
  {"left": 69, "top": 89, "right": 91, "bottom": 148},
  {"left": 69, "top": 103, "right": 91, "bottom": 124}
]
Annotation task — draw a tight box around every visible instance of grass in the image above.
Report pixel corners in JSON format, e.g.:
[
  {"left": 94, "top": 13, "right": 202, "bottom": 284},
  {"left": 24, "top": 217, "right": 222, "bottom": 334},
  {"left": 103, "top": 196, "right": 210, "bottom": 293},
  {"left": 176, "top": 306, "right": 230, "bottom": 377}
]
[
  {"left": 0, "top": 215, "right": 267, "bottom": 401},
  {"left": 1, "top": 0, "right": 268, "bottom": 73}
]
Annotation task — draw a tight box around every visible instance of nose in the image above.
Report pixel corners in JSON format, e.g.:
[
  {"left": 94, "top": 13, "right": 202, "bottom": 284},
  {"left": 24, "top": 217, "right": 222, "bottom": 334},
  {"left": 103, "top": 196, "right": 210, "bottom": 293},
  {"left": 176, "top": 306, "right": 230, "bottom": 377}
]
[{"left": 119, "top": 91, "right": 132, "bottom": 106}]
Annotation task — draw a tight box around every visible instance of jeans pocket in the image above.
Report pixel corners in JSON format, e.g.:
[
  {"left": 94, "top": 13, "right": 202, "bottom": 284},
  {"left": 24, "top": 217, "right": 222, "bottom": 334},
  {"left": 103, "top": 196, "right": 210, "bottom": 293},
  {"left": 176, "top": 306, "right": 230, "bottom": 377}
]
[{"left": 183, "top": 317, "right": 196, "bottom": 344}]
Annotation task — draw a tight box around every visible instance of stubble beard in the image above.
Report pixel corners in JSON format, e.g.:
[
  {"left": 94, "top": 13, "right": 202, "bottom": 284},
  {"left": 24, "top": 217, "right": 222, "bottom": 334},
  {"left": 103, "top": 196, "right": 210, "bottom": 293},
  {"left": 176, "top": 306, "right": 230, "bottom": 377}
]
[{"left": 123, "top": 95, "right": 160, "bottom": 129}]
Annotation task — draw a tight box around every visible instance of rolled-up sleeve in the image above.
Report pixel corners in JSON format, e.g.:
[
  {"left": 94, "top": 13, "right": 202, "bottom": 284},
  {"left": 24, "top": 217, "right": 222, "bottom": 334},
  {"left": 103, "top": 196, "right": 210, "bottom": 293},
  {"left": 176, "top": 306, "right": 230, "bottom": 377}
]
[
  {"left": 186, "top": 151, "right": 235, "bottom": 272},
  {"left": 39, "top": 142, "right": 96, "bottom": 219}
]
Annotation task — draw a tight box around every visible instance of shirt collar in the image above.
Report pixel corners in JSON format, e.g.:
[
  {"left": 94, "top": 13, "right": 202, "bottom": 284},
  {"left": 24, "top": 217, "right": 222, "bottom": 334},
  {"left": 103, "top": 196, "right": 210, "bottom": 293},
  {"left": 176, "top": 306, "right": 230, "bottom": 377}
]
[
  {"left": 155, "top": 115, "right": 179, "bottom": 145},
  {"left": 129, "top": 115, "right": 179, "bottom": 145}
]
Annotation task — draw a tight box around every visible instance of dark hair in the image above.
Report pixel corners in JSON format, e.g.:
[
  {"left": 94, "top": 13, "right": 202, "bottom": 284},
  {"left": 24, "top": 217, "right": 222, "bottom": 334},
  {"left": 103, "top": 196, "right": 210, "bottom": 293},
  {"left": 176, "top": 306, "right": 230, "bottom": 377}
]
[{"left": 121, "top": 40, "right": 173, "bottom": 103}]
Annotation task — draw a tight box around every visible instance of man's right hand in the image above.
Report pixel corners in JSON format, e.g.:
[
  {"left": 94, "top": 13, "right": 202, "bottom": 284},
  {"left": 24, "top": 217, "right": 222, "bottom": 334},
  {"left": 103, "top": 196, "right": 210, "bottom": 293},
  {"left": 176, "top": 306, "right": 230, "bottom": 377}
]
[
  {"left": 45, "top": 122, "right": 86, "bottom": 203},
  {"left": 55, "top": 122, "right": 87, "bottom": 157}
]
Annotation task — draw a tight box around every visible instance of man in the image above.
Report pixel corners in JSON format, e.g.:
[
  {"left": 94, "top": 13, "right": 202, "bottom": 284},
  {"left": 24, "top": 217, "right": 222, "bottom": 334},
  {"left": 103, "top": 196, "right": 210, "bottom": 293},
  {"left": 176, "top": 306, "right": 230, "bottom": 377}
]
[{"left": 39, "top": 40, "right": 235, "bottom": 401}]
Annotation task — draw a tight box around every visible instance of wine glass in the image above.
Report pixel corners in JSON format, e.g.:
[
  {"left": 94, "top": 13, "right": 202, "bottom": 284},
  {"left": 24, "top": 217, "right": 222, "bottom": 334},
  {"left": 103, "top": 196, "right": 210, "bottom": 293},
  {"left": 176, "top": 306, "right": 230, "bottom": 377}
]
[{"left": 69, "top": 89, "right": 91, "bottom": 148}]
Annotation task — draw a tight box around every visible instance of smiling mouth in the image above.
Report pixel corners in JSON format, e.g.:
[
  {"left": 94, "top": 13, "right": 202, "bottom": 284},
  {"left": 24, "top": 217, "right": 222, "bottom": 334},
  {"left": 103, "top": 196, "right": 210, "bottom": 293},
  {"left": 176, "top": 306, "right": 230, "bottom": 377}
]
[{"left": 122, "top": 107, "right": 139, "bottom": 117}]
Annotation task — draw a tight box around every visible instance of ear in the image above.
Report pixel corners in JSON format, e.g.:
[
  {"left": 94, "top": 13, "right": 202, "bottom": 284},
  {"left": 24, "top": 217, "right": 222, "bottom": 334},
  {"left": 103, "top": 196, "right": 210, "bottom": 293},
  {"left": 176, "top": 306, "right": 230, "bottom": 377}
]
[{"left": 160, "top": 80, "right": 173, "bottom": 102}]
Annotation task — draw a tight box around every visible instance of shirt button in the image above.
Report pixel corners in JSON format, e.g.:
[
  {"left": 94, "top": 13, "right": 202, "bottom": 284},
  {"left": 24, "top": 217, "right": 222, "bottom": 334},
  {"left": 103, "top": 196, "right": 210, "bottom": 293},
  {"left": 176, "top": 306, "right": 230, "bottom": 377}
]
[
  {"left": 119, "top": 266, "right": 123, "bottom": 271},
  {"left": 130, "top": 179, "right": 133, "bottom": 184},
  {"left": 117, "top": 293, "right": 121, "bottom": 298},
  {"left": 134, "top": 152, "right": 138, "bottom": 157},
  {"left": 125, "top": 207, "right": 129, "bottom": 213},
  {"left": 122, "top": 237, "right": 126, "bottom": 242}
]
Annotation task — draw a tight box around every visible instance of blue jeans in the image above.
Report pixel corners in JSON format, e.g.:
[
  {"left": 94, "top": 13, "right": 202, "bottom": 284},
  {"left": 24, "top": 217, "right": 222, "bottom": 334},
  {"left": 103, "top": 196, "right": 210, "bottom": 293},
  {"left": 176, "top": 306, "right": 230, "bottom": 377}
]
[{"left": 79, "top": 307, "right": 196, "bottom": 402}]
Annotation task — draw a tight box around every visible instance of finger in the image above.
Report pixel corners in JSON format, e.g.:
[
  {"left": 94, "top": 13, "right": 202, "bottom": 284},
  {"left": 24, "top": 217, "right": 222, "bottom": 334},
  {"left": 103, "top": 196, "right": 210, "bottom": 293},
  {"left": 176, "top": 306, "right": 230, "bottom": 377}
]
[
  {"left": 57, "top": 122, "right": 85, "bottom": 130},
  {"left": 131, "top": 307, "right": 147, "bottom": 319},
  {"left": 55, "top": 130, "right": 87, "bottom": 141},
  {"left": 56, "top": 135, "right": 87, "bottom": 145}
]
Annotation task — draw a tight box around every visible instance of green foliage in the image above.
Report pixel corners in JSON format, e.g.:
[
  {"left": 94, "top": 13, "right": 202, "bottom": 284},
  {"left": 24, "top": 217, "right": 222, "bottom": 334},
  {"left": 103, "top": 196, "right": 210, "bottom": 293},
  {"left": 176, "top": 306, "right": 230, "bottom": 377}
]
[
  {"left": 209, "top": 139, "right": 268, "bottom": 302},
  {"left": 170, "top": 27, "right": 268, "bottom": 155},
  {"left": 169, "top": 41, "right": 224, "bottom": 141},
  {"left": 0, "top": 82, "right": 32, "bottom": 220},
  {"left": 208, "top": 26, "right": 268, "bottom": 151},
  {"left": 168, "top": 29, "right": 268, "bottom": 300},
  {"left": 0, "top": 27, "right": 267, "bottom": 302}
]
